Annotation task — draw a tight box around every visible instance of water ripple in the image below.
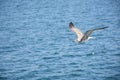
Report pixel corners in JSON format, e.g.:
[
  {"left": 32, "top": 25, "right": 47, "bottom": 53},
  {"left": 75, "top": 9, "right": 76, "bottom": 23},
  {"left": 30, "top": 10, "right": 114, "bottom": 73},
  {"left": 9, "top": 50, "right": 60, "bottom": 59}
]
[{"left": 0, "top": 0, "right": 120, "bottom": 80}]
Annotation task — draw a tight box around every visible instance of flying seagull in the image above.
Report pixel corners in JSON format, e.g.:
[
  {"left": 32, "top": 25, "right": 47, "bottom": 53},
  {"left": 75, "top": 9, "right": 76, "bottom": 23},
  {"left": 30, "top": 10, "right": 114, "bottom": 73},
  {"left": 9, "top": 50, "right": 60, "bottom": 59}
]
[{"left": 69, "top": 22, "right": 108, "bottom": 42}]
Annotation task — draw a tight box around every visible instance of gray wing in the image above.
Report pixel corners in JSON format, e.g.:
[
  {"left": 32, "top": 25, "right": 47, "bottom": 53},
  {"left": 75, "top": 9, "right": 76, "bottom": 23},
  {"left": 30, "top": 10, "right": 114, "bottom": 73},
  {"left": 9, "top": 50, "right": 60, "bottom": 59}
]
[
  {"left": 69, "top": 22, "right": 84, "bottom": 41},
  {"left": 80, "top": 27, "right": 108, "bottom": 41}
]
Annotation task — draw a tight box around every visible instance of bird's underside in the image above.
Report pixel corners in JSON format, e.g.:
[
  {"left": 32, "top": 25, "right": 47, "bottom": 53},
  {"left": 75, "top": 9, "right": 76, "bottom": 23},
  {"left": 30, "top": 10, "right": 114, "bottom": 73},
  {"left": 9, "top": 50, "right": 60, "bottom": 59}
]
[{"left": 69, "top": 22, "right": 108, "bottom": 42}]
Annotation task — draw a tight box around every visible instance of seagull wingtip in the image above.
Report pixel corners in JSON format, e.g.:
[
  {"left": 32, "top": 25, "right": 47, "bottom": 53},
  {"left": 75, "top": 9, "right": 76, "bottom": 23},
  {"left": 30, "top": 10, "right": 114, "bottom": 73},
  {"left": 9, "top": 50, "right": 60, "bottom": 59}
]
[
  {"left": 103, "top": 26, "right": 109, "bottom": 29},
  {"left": 69, "top": 22, "right": 74, "bottom": 28}
]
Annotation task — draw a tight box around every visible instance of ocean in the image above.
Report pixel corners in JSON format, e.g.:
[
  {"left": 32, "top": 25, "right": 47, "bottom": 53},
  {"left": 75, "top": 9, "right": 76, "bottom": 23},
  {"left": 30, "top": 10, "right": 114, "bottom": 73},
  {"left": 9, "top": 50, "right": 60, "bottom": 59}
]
[{"left": 0, "top": 0, "right": 120, "bottom": 80}]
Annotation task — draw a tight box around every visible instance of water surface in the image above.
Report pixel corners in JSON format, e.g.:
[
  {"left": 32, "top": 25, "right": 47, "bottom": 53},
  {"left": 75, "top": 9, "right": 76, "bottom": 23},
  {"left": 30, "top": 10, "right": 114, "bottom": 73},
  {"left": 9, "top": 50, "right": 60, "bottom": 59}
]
[{"left": 0, "top": 0, "right": 120, "bottom": 80}]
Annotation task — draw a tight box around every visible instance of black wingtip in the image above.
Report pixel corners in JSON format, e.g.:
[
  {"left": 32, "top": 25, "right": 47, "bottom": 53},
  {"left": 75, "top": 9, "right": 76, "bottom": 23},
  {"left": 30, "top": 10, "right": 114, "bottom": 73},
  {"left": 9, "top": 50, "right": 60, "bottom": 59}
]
[
  {"left": 102, "top": 27, "right": 109, "bottom": 29},
  {"left": 69, "top": 22, "right": 74, "bottom": 28}
]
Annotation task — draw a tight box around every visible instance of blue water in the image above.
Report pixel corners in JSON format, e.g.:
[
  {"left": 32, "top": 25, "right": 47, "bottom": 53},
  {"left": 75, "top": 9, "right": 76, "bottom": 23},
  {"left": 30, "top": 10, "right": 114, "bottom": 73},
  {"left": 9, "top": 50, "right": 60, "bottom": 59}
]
[{"left": 0, "top": 0, "right": 120, "bottom": 80}]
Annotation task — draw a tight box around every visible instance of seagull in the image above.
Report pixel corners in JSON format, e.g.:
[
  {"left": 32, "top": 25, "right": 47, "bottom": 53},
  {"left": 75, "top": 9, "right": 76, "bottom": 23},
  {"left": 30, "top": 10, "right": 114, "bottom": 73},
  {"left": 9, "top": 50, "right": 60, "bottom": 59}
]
[{"left": 69, "top": 22, "right": 108, "bottom": 43}]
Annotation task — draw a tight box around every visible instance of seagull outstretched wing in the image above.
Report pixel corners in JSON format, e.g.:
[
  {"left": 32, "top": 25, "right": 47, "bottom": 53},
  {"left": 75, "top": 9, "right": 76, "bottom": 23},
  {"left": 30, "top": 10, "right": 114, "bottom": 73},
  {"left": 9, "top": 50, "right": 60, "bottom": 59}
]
[
  {"left": 69, "top": 22, "right": 84, "bottom": 41},
  {"left": 80, "top": 27, "right": 108, "bottom": 41}
]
